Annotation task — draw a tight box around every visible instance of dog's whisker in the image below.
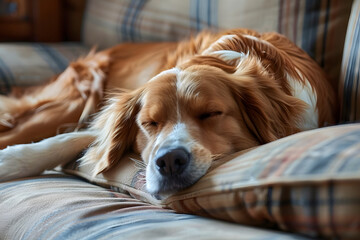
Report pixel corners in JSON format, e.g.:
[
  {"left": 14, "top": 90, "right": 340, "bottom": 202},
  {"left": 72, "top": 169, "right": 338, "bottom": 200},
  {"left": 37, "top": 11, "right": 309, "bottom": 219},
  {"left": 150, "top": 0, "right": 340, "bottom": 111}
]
[
  {"left": 76, "top": 157, "right": 93, "bottom": 168},
  {"left": 130, "top": 157, "right": 147, "bottom": 170},
  {"left": 136, "top": 173, "right": 147, "bottom": 181}
]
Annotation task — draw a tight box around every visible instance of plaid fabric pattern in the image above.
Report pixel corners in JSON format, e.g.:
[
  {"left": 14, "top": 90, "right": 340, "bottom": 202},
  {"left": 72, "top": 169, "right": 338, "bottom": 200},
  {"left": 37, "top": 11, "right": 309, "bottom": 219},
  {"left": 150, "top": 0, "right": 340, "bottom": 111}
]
[
  {"left": 340, "top": 0, "right": 360, "bottom": 122},
  {"left": 0, "top": 43, "right": 89, "bottom": 94},
  {"left": 82, "top": 0, "right": 352, "bottom": 88},
  {"left": 0, "top": 173, "right": 310, "bottom": 240},
  {"left": 64, "top": 123, "right": 360, "bottom": 239}
]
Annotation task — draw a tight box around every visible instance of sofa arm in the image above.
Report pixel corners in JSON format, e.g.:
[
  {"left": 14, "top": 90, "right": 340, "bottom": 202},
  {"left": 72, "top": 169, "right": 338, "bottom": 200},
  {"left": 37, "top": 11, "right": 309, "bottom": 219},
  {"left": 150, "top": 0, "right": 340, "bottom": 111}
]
[{"left": 340, "top": 0, "right": 360, "bottom": 123}]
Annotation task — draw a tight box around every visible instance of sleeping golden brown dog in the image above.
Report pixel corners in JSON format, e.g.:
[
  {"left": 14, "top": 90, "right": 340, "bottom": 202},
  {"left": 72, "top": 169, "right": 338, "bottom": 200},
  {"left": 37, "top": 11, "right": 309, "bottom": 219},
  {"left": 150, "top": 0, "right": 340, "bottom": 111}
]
[{"left": 0, "top": 29, "right": 336, "bottom": 194}]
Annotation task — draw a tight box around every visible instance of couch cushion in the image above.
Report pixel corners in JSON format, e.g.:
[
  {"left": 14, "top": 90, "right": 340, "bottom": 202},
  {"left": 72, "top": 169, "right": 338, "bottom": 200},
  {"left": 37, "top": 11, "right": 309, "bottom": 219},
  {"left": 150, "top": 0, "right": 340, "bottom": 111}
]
[
  {"left": 0, "top": 43, "right": 89, "bottom": 94},
  {"left": 63, "top": 123, "right": 360, "bottom": 239},
  {"left": 0, "top": 173, "right": 311, "bottom": 240},
  {"left": 82, "top": 0, "right": 352, "bottom": 89},
  {"left": 340, "top": 0, "right": 360, "bottom": 123}
]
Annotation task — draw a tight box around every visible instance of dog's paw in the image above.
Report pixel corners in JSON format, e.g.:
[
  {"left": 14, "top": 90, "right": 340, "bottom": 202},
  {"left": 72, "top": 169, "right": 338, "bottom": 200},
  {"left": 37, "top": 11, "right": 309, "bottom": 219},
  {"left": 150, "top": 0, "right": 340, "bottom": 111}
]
[
  {"left": 0, "top": 145, "right": 42, "bottom": 182},
  {"left": 0, "top": 131, "right": 96, "bottom": 182}
]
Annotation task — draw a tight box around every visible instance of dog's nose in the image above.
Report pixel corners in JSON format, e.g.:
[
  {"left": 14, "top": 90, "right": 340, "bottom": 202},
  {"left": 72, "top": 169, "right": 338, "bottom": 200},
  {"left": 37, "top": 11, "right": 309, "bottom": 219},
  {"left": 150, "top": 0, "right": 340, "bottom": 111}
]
[{"left": 155, "top": 147, "right": 190, "bottom": 176}]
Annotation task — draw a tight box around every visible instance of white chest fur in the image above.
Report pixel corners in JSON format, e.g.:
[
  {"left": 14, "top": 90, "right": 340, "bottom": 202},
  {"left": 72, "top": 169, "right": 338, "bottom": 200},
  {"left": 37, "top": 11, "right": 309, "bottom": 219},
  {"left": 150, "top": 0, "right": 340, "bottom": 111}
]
[{"left": 287, "top": 71, "right": 319, "bottom": 130}]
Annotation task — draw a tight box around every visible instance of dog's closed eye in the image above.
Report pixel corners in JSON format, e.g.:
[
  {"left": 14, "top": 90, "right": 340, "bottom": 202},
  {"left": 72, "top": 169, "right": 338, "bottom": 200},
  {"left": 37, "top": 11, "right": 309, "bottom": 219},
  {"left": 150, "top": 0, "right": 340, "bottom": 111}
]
[
  {"left": 198, "top": 111, "right": 223, "bottom": 120},
  {"left": 141, "top": 121, "right": 159, "bottom": 128}
]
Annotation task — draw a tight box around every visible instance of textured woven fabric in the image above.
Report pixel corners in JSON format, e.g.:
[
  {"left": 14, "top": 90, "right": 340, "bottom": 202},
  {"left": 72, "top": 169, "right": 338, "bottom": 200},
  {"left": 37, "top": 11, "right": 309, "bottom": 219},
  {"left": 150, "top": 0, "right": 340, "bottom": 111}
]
[
  {"left": 64, "top": 123, "right": 360, "bottom": 239},
  {"left": 340, "top": 0, "right": 360, "bottom": 122},
  {"left": 0, "top": 43, "right": 88, "bottom": 94},
  {"left": 0, "top": 173, "right": 310, "bottom": 240},
  {"left": 82, "top": 0, "right": 352, "bottom": 88}
]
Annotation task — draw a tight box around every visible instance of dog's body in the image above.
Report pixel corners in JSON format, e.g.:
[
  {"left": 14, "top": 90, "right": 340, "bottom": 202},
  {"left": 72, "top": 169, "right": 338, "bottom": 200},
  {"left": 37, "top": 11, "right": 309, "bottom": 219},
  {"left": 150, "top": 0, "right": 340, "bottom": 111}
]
[{"left": 0, "top": 29, "right": 336, "bottom": 195}]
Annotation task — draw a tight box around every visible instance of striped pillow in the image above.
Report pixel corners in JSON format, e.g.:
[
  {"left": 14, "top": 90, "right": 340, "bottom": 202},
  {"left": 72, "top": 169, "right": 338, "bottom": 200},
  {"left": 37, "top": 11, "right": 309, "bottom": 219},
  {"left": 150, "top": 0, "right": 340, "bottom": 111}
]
[
  {"left": 63, "top": 123, "right": 360, "bottom": 239},
  {"left": 340, "top": 0, "right": 360, "bottom": 123},
  {"left": 0, "top": 43, "right": 88, "bottom": 94},
  {"left": 82, "top": 0, "right": 352, "bottom": 89}
]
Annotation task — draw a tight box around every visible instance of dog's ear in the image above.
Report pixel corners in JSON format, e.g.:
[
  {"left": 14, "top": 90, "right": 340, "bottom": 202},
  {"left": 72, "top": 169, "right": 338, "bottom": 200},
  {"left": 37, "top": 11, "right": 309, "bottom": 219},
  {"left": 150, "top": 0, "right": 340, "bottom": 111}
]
[
  {"left": 225, "top": 57, "right": 307, "bottom": 144},
  {"left": 82, "top": 88, "right": 143, "bottom": 175},
  {"left": 181, "top": 54, "right": 306, "bottom": 144}
]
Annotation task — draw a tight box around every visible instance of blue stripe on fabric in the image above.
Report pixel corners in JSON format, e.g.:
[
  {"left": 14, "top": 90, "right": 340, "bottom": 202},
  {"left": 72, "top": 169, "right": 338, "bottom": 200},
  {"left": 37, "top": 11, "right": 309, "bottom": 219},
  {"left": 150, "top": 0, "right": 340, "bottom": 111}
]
[
  {"left": 120, "top": 0, "right": 146, "bottom": 42},
  {"left": 217, "top": 140, "right": 300, "bottom": 182},
  {"left": 83, "top": 214, "right": 197, "bottom": 240},
  {"left": 64, "top": 44, "right": 87, "bottom": 60},
  {"left": 328, "top": 181, "right": 339, "bottom": 238},
  {"left": 0, "top": 181, "right": 23, "bottom": 192},
  {"left": 120, "top": 0, "right": 136, "bottom": 42},
  {"left": 302, "top": 0, "right": 320, "bottom": 59},
  {"left": 266, "top": 186, "right": 273, "bottom": 217},
  {"left": 196, "top": 189, "right": 360, "bottom": 215},
  {"left": 0, "top": 56, "right": 14, "bottom": 91},
  {"left": 43, "top": 45, "right": 68, "bottom": 70},
  {"left": 343, "top": 14, "right": 360, "bottom": 122},
  {"left": 196, "top": 0, "right": 201, "bottom": 31},
  {"left": 93, "top": 217, "right": 199, "bottom": 240},
  {"left": 301, "top": 1, "right": 311, "bottom": 53},
  {"left": 298, "top": 187, "right": 319, "bottom": 233},
  {"left": 189, "top": 0, "right": 196, "bottom": 31},
  {"left": 0, "top": 59, "right": 12, "bottom": 94},
  {"left": 35, "top": 44, "right": 67, "bottom": 73},
  {"left": 321, "top": 0, "right": 331, "bottom": 68},
  {"left": 209, "top": 0, "right": 218, "bottom": 29},
  {"left": 80, "top": 0, "right": 90, "bottom": 43},
  {"left": 31, "top": 197, "right": 136, "bottom": 240},
  {"left": 0, "top": 175, "right": 82, "bottom": 192},
  {"left": 50, "top": 210, "right": 197, "bottom": 240},
  {"left": 289, "top": 130, "right": 360, "bottom": 175},
  {"left": 293, "top": 0, "right": 300, "bottom": 42},
  {"left": 18, "top": 180, "right": 103, "bottom": 240},
  {"left": 129, "top": 0, "right": 146, "bottom": 41},
  {"left": 355, "top": 67, "right": 360, "bottom": 118},
  {"left": 23, "top": 201, "right": 81, "bottom": 240},
  {"left": 191, "top": 0, "right": 218, "bottom": 32},
  {"left": 207, "top": 0, "right": 211, "bottom": 27},
  {"left": 278, "top": 0, "right": 284, "bottom": 33},
  {"left": 247, "top": 139, "right": 299, "bottom": 179},
  {"left": 0, "top": 57, "right": 15, "bottom": 83}
]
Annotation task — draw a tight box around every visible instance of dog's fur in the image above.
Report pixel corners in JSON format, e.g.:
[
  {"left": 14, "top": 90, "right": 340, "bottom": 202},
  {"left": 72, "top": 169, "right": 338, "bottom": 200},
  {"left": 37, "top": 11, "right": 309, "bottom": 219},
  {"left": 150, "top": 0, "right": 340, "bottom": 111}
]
[{"left": 0, "top": 29, "right": 337, "bottom": 194}]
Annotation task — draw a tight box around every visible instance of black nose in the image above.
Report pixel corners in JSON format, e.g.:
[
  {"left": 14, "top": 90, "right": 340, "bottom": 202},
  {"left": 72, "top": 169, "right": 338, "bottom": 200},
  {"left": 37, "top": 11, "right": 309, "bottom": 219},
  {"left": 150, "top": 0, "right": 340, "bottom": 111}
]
[{"left": 155, "top": 147, "right": 190, "bottom": 176}]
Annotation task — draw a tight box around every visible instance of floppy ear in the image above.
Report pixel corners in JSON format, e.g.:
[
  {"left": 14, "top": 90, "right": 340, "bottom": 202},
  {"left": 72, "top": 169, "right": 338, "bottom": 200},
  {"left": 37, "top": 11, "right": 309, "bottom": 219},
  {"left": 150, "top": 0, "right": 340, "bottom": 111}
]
[
  {"left": 181, "top": 54, "right": 306, "bottom": 144},
  {"left": 226, "top": 57, "right": 307, "bottom": 144},
  {"left": 196, "top": 31, "right": 309, "bottom": 143},
  {"left": 81, "top": 88, "right": 142, "bottom": 175}
]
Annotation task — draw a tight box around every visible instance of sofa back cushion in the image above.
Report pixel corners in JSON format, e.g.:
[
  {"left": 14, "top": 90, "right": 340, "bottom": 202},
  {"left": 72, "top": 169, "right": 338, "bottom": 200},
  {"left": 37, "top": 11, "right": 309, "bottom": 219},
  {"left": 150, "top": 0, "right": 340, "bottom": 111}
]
[
  {"left": 82, "top": 0, "right": 352, "bottom": 91},
  {"left": 0, "top": 43, "right": 88, "bottom": 94}
]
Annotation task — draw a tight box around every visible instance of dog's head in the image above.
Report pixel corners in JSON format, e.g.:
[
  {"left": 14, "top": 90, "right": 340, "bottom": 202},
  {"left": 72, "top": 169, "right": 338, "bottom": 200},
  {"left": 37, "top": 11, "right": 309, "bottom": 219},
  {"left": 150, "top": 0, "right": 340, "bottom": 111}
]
[{"left": 84, "top": 48, "right": 306, "bottom": 195}]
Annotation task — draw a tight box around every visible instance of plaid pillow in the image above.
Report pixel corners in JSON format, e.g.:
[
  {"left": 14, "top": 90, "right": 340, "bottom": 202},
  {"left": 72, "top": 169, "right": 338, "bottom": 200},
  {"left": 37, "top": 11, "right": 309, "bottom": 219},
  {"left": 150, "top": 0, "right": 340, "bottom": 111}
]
[{"left": 63, "top": 123, "right": 360, "bottom": 239}]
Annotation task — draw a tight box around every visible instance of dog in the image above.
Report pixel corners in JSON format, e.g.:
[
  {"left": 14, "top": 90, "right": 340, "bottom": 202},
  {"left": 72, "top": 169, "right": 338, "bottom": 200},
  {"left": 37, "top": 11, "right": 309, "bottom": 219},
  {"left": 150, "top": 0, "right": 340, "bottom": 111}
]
[{"left": 0, "top": 29, "right": 337, "bottom": 195}]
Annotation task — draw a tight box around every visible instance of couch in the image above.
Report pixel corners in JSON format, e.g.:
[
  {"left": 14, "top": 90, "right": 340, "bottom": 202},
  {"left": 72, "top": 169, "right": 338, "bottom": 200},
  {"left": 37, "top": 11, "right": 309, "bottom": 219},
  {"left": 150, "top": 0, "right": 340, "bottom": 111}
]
[{"left": 0, "top": 0, "right": 359, "bottom": 239}]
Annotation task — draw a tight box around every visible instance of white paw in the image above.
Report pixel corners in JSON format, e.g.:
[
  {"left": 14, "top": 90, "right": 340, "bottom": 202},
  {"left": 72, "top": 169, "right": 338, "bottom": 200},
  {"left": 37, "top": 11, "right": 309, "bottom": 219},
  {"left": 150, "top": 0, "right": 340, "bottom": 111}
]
[
  {"left": 0, "top": 131, "right": 96, "bottom": 182},
  {"left": 0, "top": 145, "right": 41, "bottom": 182}
]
